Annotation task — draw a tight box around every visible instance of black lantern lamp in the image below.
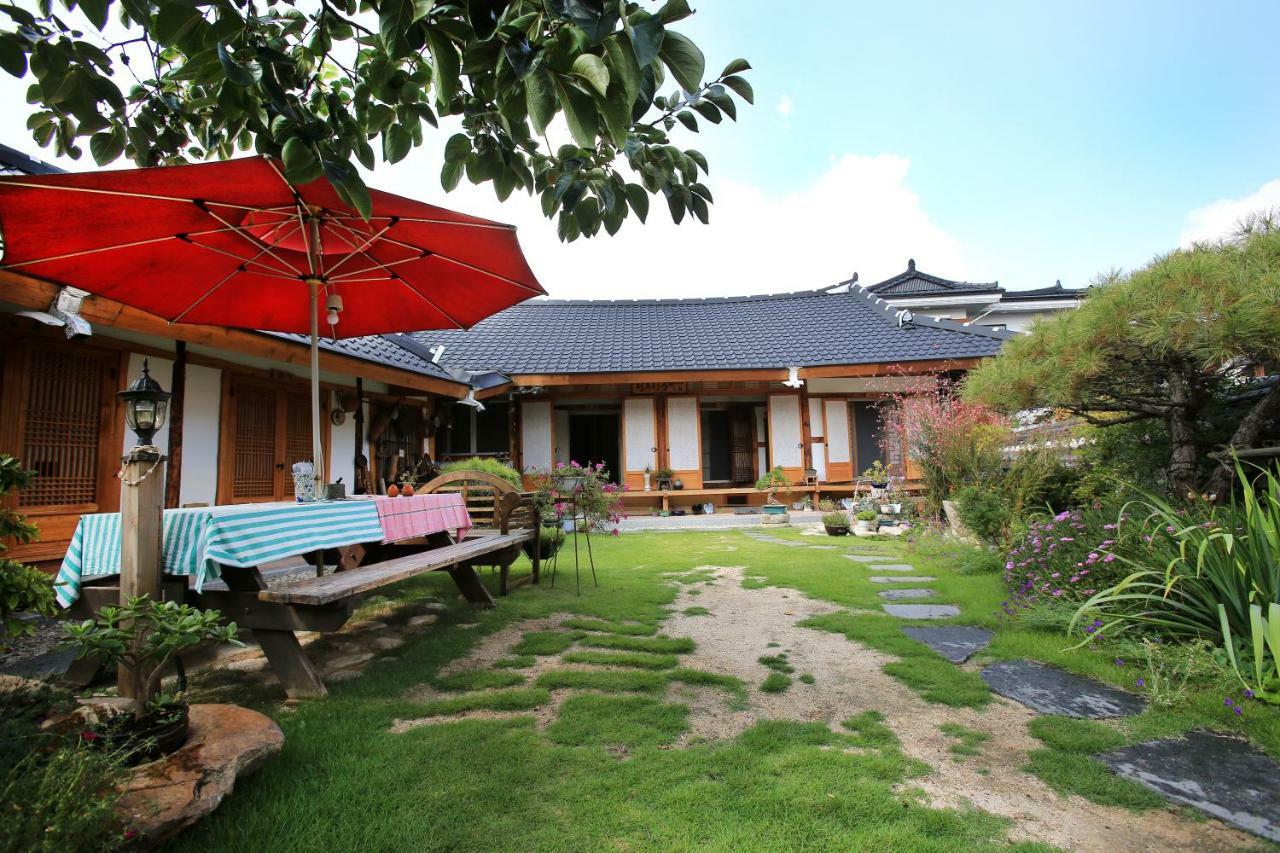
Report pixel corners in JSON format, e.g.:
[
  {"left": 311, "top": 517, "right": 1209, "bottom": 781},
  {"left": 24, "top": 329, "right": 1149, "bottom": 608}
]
[{"left": 118, "top": 359, "right": 171, "bottom": 446}]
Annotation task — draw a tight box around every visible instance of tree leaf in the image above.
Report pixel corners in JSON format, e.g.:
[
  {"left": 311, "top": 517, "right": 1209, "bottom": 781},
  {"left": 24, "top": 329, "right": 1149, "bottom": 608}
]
[
  {"left": 691, "top": 99, "right": 720, "bottom": 124},
  {"left": 524, "top": 67, "right": 556, "bottom": 135},
  {"left": 444, "top": 132, "right": 471, "bottom": 163},
  {"left": 705, "top": 90, "right": 736, "bottom": 120},
  {"left": 571, "top": 54, "right": 609, "bottom": 97},
  {"left": 555, "top": 79, "right": 599, "bottom": 148},
  {"left": 624, "top": 183, "right": 649, "bottom": 223},
  {"left": 88, "top": 126, "right": 124, "bottom": 165},
  {"left": 383, "top": 124, "right": 412, "bottom": 163},
  {"left": 548, "top": 0, "right": 620, "bottom": 45},
  {"left": 602, "top": 34, "right": 641, "bottom": 105},
  {"left": 427, "top": 31, "right": 460, "bottom": 110},
  {"left": 656, "top": 0, "right": 693, "bottom": 23},
  {"left": 690, "top": 191, "right": 709, "bottom": 224},
  {"left": 154, "top": 4, "right": 202, "bottom": 46},
  {"left": 675, "top": 110, "right": 697, "bottom": 132},
  {"left": 466, "top": 0, "right": 505, "bottom": 41},
  {"left": 628, "top": 15, "right": 665, "bottom": 68},
  {"left": 685, "top": 148, "right": 708, "bottom": 174},
  {"left": 78, "top": 0, "right": 109, "bottom": 30},
  {"left": 441, "top": 157, "right": 464, "bottom": 191},
  {"left": 721, "top": 74, "right": 753, "bottom": 104},
  {"left": 379, "top": 0, "right": 413, "bottom": 54},
  {"left": 0, "top": 36, "right": 27, "bottom": 78},
  {"left": 217, "top": 44, "right": 261, "bottom": 87},
  {"left": 720, "top": 57, "right": 751, "bottom": 77},
  {"left": 658, "top": 30, "right": 704, "bottom": 93},
  {"left": 281, "top": 137, "right": 323, "bottom": 182},
  {"left": 597, "top": 81, "right": 631, "bottom": 146}
]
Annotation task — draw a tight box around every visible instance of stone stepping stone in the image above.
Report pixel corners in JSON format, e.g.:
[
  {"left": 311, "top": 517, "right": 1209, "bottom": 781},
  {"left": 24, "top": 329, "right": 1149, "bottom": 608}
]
[
  {"left": 902, "top": 626, "right": 993, "bottom": 663},
  {"left": 843, "top": 555, "right": 883, "bottom": 563},
  {"left": 981, "top": 659, "right": 1144, "bottom": 718},
  {"left": 882, "top": 604, "right": 960, "bottom": 619},
  {"left": 808, "top": 545, "right": 838, "bottom": 550},
  {"left": 746, "top": 534, "right": 806, "bottom": 547},
  {"left": 1097, "top": 730, "right": 1280, "bottom": 842},
  {"left": 869, "top": 576, "right": 935, "bottom": 583},
  {"left": 878, "top": 588, "right": 936, "bottom": 600},
  {"left": 870, "top": 564, "right": 915, "bottom": 572}
]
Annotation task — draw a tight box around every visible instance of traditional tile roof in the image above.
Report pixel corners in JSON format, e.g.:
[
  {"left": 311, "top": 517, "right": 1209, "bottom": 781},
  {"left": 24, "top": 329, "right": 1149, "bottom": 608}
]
[
  {"left": 1000, "top": 280, "right": 1088, "bottom": 301},
  {"left": 412, "top": 286, "right": 1010, "bottom": 375},
  {"left": 864, "top": 259, "right": 1003, "bottom": 298}
]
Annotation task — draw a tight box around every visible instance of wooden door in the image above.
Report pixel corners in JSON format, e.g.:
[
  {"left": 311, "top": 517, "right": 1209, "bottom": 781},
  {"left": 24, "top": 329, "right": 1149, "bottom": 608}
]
[
  {"left": 729, "top": 406, "right": 755, "bottom": 485},
  {"left": 0, "top": 338, "right": 125, "bottom": 563},
  {"left": 219, "top": 376, "right": 325, "bottom": 504}
]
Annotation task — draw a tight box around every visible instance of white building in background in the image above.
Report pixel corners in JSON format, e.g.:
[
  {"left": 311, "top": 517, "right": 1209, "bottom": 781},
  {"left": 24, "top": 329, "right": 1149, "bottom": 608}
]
[{"left": 854, "top": 259, "right": 1086, "bottom": 333}]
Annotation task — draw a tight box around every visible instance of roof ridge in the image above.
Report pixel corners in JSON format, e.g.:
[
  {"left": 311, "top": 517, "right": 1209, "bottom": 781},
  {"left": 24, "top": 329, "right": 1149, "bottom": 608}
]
[
  {"left": 847, "top": 285, "right": 1015, "bottom": 342},
  {"left": 509, "top": 287, "right": 838, "bottom": 306}
]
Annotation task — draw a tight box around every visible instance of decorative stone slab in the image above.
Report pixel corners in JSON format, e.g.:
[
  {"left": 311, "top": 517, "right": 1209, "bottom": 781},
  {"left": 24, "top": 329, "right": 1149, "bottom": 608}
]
[
  {"left": 980, "top": 659, "right": 1145, "bottom": 718},
  {"left": 843, "top": 555, "right": 883, "bottom": 563},
  {"left": 808, "top": 545, "right": 838, "bottom": 550},
  {"left": 1097, "top": 730, "right": 1280, "bottom": 842},
  {"left": 870, "top": 564, "right": 916, "bottom": 572},
  {"left": 878, "top": 588, "right": 936, "bottom": 600},
  {"left": 117, "top": 704, "right": 284, "bottom": 845},
  {"left": 882, "top": 604, "right": 960, "bottom": 619},
  {"left": 869, "top": 576, "right": 936, "bottom": 583},
  {"left": 902, "top": 626, "right": 993, "bottom": 663},
  {"left": 746, "top": 534, "right": 805, "bottom": 546}
]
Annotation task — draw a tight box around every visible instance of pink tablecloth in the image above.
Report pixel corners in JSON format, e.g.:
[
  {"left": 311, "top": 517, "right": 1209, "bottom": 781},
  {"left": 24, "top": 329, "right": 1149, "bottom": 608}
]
[{"left": 365, "top": 493, "right": 473, "bottom": 543}]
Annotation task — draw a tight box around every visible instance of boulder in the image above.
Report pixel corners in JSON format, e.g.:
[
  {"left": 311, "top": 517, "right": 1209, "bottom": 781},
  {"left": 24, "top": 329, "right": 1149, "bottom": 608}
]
[
  {"left": 116, "top": 704, "right": 282, "bottom": 846},
  {"left": 407, "top": 614, "right": 439, "bottom": 629}
]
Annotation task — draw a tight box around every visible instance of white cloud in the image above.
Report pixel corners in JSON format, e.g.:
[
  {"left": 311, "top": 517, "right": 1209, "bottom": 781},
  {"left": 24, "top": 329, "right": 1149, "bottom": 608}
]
[
  {"left": 380, "top": 151, "right": 984, "bottom": 300},
  {"left": 1180, "top": 179, "right": 1280, "bottom": 246},
  {"left": 776, "top": 94, "right": 794, "bottom": 118}
]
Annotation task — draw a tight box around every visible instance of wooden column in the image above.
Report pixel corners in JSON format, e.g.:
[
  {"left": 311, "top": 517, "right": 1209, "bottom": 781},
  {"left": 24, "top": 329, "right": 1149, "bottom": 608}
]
[
  {"left": 163, "top": 341, "right": 186, "bottom": 508},
  {"left": 353, "top": 378, "right": 365, "bottom": 494},
  {"left": 655, "top": 396, "right": 670, "bottom": 473},
  {"left": 118, "top": 448, "right": 166, "bottom": 698},
  {"left": 799, "top": 387, "right": 814, "bottom": 471}
]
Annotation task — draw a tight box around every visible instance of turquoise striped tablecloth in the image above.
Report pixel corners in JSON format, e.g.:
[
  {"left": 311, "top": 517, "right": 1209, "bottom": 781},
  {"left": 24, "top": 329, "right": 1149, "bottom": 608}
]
[{"left": 56, "top": 501, "right": 386, "bottom": 607}]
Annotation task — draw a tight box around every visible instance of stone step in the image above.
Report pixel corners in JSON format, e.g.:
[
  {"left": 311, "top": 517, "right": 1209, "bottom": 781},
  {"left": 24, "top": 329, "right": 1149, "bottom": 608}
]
[
  {"left": 869, "top": 576, "right": 935, "bottom": 583},
  {"left": 869, "top": 564, "right": 915, "bottom": 572},
  {"left": 878, "top": 589, "right": 936, "bottom": 600},
  {"left": 980, "top": 659, "right": 1145, "bottom": 718},
  {"left": 842, "top": 555, "right": 884, "bottom": 563},
  {"left": 902, "top": 626, "right": 993, "bottom": 663},
  {"left": 882, "top": 604, "right": 960, "bottom": 619}
]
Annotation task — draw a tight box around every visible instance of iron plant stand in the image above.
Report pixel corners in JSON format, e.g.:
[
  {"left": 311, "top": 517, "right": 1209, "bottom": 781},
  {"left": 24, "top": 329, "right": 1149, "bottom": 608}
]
[{"left": 548, "top": 497, "right": 598, "bottom": 595}]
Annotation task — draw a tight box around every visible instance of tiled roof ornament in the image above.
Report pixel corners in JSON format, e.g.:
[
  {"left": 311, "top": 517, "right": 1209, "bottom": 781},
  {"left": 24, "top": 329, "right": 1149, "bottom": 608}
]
[
  {"left": 907, "top": 258, "right": 916, "bottom": 271},
  {"left": 895, "top": 308, "right": 915, "bottom": 327}
]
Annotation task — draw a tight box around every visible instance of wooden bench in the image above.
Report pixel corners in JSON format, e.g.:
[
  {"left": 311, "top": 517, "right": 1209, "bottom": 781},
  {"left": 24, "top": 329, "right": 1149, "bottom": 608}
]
[{"left": 417, "top": 470, "right": 541, "bottom": 596}]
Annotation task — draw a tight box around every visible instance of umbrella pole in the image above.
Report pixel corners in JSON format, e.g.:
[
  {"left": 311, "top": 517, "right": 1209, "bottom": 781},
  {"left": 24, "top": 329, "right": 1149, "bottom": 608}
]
[{"left": 308, "top": 278, "right": 325, "bottom": 497}]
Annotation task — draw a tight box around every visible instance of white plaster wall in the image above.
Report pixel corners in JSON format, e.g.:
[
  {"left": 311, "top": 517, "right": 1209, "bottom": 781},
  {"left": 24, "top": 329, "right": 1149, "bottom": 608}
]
[
  {"left": 755, "top": 405, "right": 768, "bottom": 473},
  {"left": 178, "top": 364, "right": 222, "bottom": 506},
  {"left": 329, "top": 403, "right": 357, "bottom": 489},
  {"left": 768, "top": 395, "right": 802, "bottom": 468},
  {"left": 808, "top": 398, "right": 824, "bottom": 438},
  {"left": 666, "top": 397, "right": 700, "bottom": 471},
  {"left": 521, "top": 400, "right": 553, "bottom": 471}
]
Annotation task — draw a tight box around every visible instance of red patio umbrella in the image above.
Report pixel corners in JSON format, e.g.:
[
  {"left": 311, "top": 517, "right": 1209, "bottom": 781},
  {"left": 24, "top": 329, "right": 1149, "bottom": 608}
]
[{"left": 0, "top": 155, "right": 544, "bottom": 491}]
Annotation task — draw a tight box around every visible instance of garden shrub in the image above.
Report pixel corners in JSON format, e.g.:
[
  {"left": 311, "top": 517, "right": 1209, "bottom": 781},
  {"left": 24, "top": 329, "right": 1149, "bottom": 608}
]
[
  {"left": 954, "top": 485, "right": 1010, "bottom": 547},
  {"left": 1136, "top": 638, "right": 1229, "bottom": 709},
  {"left": 439, "top": 457, "right": 523, "bottom": 489}
]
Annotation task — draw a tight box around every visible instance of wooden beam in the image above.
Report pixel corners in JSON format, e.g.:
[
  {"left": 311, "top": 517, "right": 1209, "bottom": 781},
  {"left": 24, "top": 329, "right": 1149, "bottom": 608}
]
[
  {"left": 164, "top": 341, "right": 186, "bottom": 509},
  {"left": 0, "top": 271, "right": 468, "bottom": 398},
  {"left": 509, "top": 358, "right": 988, "bottom": 388}
]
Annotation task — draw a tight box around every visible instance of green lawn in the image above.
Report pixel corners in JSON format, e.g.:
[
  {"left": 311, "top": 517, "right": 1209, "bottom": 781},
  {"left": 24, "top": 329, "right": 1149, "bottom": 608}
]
[{"left": 167, "top": 527, "right": 1278, "bottom": 851}]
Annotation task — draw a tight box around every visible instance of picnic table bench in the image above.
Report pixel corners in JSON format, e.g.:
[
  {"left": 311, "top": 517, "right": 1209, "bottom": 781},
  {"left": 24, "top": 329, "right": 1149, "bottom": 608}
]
[{"left": 64, "top": 485, "right": 540, "bottom": 699}]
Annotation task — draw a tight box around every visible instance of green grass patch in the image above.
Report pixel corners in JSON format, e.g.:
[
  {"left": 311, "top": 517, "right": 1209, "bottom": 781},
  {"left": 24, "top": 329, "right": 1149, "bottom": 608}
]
[
  {"left": 512, "top": 631, "right": 578, "bottom": 656},
  {"left": 939, "top": 723, "right": 990, "bottom": 758},
  {"left": 682, "top": 606, "right": 711, "bottom": 616},
  {"left": 433, "top": 670, "right": 525, "bottom": 692},
  {"left": 535, "top": 669, "right": 667, "bottom": 694},
  {"left": 803, "top": 611, "right": 991, "bottom": 708},
  {"left": 545, "top": 695, "right": 689, "bottom": 748},
  {"left": 668, "top": 668, "right": 747, "bottom": 708},
  {"left": 492, "top": 655, "right": 536, "bottom": 669},
  {"left": 579, "top": 634, "right": 694, "bottom": 654},
  {"left": 841, "top": 711, "right": 900, "bottom": 749},
  {"left": 1026, "top": 716, "right": 1126, "bottom": 754},
  {"left": 799, "top": 673, "right": 815, "bottom": 684},
  {"left": 758, "top": 653, "right": 795, "bottom": 674},
  {"left": 741, "top": 576, "right": 769, "bottom": 590},
  {"left": 560, "top": 617, "right": 657, "bottom": 636},
  {"left": 409, "top": 687, "right": 550, "bottom": 716},
  {"left": 760, "top": 672, "right": 793, "bottom": 693},
  {"left": 561, "top": 650, "right": 679, "bottom": 670},
  {"left": 1023, "top": 748, "right": 1165, "bottom": 811}
]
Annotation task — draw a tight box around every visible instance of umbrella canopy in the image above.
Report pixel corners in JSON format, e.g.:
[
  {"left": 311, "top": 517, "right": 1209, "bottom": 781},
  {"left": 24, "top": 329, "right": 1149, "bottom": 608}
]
[{"left": 0, "top": 155, "right": 544, "bottom": 489}]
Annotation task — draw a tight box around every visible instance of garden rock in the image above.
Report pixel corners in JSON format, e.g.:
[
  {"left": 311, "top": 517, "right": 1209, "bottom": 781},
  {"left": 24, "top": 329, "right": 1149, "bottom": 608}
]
[
  {"left": 343, "top": 620, "right": 388, "bottom": 633},
  {"left": 324, "top": 651, "right": 374, "bottom": 672},
  {"left": 902, "top": 626, "right": 993, "bottom": 663},
  {"left": 870, "top": 564, "right": 916, "bottom": 572},
  {"left": 326, "top": 669, "right": 364, "bottom": 683},
  {"left": 408, "top": 614, "right": 439, "bottom": 629},
  {"left": 980, "top": 659, "right": 1144, "bottom": 718},
  {"left": 878, "top": 588, "right": 936, "bottom": 600},
  {"left": 881, "top": 604, "right": 960, "bottom": 619},
  {"left": 116, "top": 703, "right": 283, "bottom": 846},
  {"left": 1096, "top": 730, "right": 1280, "bottom": 842},
  {"left": 869, "top": 576, "right": 936, "bottom": 583},
  {"left": 842, "top": 555, "right": 882, "bottom": 563},
  {"left": 369, "top": 636, "right": 405, "bottom": 651}
]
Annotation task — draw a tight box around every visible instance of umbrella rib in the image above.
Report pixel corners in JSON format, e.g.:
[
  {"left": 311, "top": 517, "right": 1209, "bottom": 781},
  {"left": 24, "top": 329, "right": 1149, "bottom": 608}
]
[
  {"left": 321, "top": 218, "right": 405, "bottom": 282},
  {"left": 0, "top": 180, "right": 268, "bottom": 212},
  {"left": 178, "top": 238, "right": 303, "bottom": 280},
  {"left": 323, "top": 221, "right": 396, "bottom": 277},
  {"left": 377, "top": 234, "right": 544, "bottom": 295},
  {"left": 384, "top": 269, "right": 467, "bottom": 330},
  {"left": 364, "top": 215, "right": 515, "bottom": 232},
  {"left": 198, "top": 203, "right": 306, "bottom": 276},
  {"left": 170, "top": 240, "right": 287, "bottom": 324},
  {"left": 0, "top": 226, "right": 240, "bottom": 269},
  {"left": 327, "top": 254, "right": 425, "bottom": 281}
]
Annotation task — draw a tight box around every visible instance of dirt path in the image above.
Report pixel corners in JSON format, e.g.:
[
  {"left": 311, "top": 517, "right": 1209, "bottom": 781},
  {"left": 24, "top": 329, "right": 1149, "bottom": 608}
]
[{"left": 664, "top": 566, "right": 1253, "bottom": 852}]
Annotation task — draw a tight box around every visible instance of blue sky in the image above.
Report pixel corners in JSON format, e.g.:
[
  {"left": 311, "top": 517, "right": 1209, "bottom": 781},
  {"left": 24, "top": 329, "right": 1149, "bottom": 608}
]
[{"left": 2, "top": 0, "right": 1277, "bottom": 299}]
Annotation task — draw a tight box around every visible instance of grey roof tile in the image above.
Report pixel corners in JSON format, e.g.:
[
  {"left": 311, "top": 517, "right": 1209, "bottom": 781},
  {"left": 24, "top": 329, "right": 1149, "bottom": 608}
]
[{"left": 865, "top": 259, "right": 1002, "bottom": 297}]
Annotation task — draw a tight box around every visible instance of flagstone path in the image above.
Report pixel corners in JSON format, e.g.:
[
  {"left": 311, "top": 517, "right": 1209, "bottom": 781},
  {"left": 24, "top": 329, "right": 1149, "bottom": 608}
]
[
  {"left": 877, "top": 588, "right": 936, "bottom": 600},
  {"left": 901, "top": 626, "right": 992, "bottom": 663},
  {"left": 980, "top": 659, "right": 1145, "bottom": 719}
]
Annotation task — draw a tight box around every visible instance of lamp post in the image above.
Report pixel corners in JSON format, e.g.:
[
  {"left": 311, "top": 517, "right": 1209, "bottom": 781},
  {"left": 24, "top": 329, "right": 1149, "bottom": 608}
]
[{"left": 115, "top": 359, "right": 169, "bottom": 698}]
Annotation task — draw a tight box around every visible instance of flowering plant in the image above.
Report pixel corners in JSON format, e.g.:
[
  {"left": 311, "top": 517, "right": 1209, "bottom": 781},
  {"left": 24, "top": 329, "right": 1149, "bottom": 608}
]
[{"left": 527, "top": 461, "right": 626, "bottom": 535}]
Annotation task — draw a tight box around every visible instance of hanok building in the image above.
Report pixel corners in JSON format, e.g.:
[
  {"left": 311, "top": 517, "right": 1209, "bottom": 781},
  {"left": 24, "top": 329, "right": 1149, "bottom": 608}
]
[
  {"left": 864, "top": 259, "right": 1086, "bottom": 332},
  {"left": 416, "top": 286, "right": 1013, "bottom": 514}
]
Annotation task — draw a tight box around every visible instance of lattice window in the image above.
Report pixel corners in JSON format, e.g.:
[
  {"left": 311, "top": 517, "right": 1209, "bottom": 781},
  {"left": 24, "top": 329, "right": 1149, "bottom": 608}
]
[
  {"left": 283, "top": 392, "right": 315, "bottom": 467},
  {"left": 20, "top": 348, "right": 102, "bottom": 507},
  {"left": 232, "top": 385, "right": 277, "bottom": 501}
]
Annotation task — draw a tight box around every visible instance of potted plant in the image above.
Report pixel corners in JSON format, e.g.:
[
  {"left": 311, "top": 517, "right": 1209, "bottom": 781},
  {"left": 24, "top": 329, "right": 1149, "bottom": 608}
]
[
  {"left": 861, "top": 460, "right": 891, "bottom": 489},
  {"left": 755, "top": 467, "right": 792, "bottom": 523},
  {"left": 822, "top": 511, "right": 850, "bottom": 536},
  {"left": 642, "top": 465, "right": 653, "bottom": 492},
  {"left": 854, "top": 509, "right": 878, "bottom": 534},
  {"left": 528, "top": 461, "right": 626, "bottom": 535},
  {"left": 63, "top": 597, "right": 241, "bottom": 764},
  {"left": 523, "top": 526, "right": 566, "bottom": 562},
  {"left": 654, "top": 468, "right": 674, "bottom": 491},
  {"left": 0, "top": 455, "right": 57, "bottom": 649}
]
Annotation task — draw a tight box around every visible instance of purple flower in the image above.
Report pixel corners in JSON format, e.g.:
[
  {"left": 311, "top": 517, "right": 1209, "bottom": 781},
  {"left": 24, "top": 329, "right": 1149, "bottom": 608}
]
[
  {"left": 1136, "top": 678, "right": 1145, "bottom": 687},
  {"left": 1115, "top": 658, "right": 1124, "bottom": 666},
  {"left": 1234, "top": 706, "right": 1243, "bottom": 716},
  {"left": 1224, "top": 697, "right": 1234, "bottom": 707},
  {"left": 1244, "top": 689, "right": 1255, "bottom": 699}
]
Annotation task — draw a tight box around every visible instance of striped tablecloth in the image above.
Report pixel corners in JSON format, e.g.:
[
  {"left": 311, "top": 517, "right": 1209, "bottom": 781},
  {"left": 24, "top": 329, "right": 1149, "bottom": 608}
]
[{"left": 56, "top": 494, "right": 471, "bottom": 607}]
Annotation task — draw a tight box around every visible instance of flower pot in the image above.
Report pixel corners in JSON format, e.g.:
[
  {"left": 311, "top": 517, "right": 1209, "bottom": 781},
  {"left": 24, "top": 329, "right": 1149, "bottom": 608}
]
[
  {"left": 824, "top": 524, "right": 849, "bottom": 536},
  {"left": 642, "top": 473, "right": 652, "bottom": 492},
  {"left": 560, "top": 476, "right": 585, "bottom": 491},
  {"left": 94, "top": 701, "right": 190, "bottom": 766},
  {"left": 762, "top": 504, "right": 787, "bottom": 515},
  {"left": 673, "top": 479, "right": 684, "bottom": 490},
  {"left": 855, "top": 519, "right": 875, "bottom": 534}
]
